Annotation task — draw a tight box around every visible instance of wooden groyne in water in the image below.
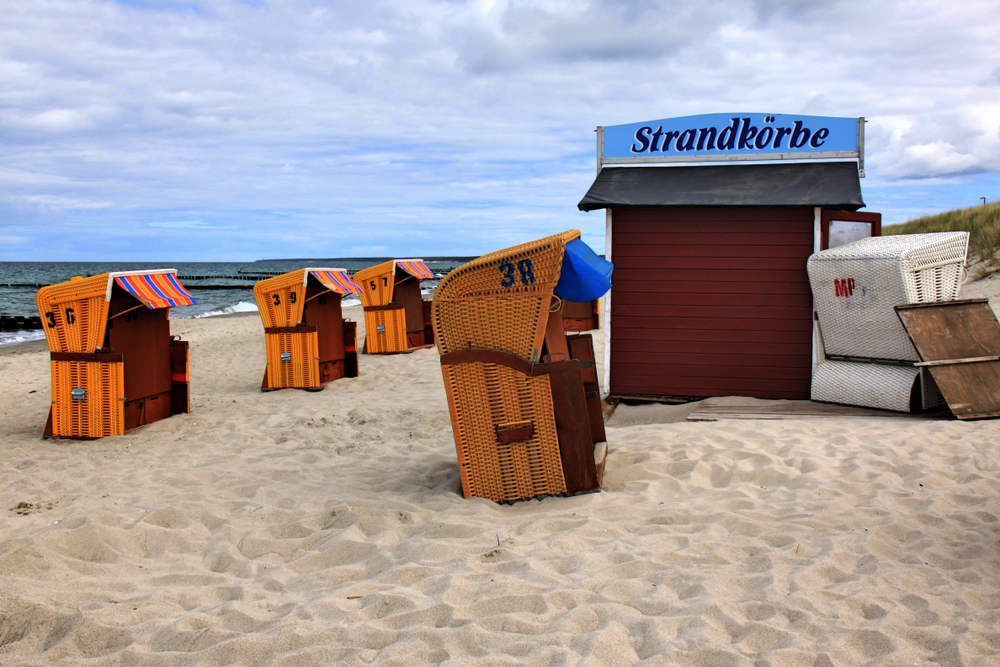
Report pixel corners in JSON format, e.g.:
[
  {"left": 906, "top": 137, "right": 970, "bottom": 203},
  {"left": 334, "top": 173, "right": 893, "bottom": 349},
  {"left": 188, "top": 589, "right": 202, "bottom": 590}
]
[{"left": 1, "top": 315, "right": 42, "bottom": 331}]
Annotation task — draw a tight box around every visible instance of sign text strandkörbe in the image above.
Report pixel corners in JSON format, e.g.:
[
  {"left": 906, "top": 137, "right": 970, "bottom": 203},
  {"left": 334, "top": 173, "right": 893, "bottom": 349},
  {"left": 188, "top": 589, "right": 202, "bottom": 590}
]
[{"left": 602, "top": 113, "right": 860, "bottom": 162}]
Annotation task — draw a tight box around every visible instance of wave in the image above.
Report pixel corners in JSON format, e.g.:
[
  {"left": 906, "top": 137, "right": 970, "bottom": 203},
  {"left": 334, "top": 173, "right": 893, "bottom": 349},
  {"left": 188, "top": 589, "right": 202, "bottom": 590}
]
[
  {"left": 190, "top": 301, "right": 260, "bottom": 319},
  {"left": 0, "top": 329, "right": 46, "bottom": 347}
]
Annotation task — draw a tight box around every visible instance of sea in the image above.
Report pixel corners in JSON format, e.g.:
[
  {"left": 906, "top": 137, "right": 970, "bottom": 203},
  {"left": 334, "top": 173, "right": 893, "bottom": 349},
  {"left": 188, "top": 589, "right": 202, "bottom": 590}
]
[{"left": 0, "top": 259, "right": 474, "bottom": 347}]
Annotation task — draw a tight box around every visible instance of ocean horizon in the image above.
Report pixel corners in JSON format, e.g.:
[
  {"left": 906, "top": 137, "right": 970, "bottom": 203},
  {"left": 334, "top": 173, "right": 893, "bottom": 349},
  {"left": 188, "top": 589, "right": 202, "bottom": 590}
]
[{"left": 0, "top": 258, "right": 474, "bottom": 346}]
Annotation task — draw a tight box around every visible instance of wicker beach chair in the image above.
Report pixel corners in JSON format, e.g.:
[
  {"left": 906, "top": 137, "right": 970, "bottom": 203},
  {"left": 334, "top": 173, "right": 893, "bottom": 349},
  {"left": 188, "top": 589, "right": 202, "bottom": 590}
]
[
  {"left": 36, "top": 270, "right": 195, "bottom": 439},
  {"left": 432, "top": 230, "right": 613, "bottom": 503},
  {"left": 254, "top": 268, "right": 363, "bottom": 391},
  {"left": 807, "top": 232, "right": 969, "bottom": 412},
  {"left": 355, "top": 259, "right": 436, "bottom": 354}
]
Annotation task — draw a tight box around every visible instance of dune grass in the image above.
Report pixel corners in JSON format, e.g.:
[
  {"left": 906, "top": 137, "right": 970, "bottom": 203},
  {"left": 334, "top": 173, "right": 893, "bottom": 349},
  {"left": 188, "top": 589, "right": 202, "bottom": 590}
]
[{"left": 883, "top": 201, "right": 1000, "bottom": 275}]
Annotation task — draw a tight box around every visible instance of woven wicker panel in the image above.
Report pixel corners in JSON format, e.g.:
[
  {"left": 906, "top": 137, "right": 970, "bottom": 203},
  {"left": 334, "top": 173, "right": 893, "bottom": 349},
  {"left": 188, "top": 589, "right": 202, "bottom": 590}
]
[
  {"left": 363, "top": 307, "right": 408, "bottom": 353},
  {"left": 433, "top": 230, "right": 579, "bottom": 362},
  {"left": 51, "top": 359, "right": 124, "bottom": 438},
  {"left": 442, "top": 361, "right": 566, "bottom": 502},
  {"left": 811, "top": 360, "right": 920, "bottom": 413},
  {"left": 36, "top": 275, "right": 111, "bottom": 353},
  {"left": 265, "top": 331, "right": 319, "bottom": 389},
  {"left": 808, "top": 232, "right": 968, "bottom": 361},
  {"left": 254, "top": 270, "right": 307, "bottom": 329},
  {"left": 355, "top": 261, "right": 396, "bottom": 308}
]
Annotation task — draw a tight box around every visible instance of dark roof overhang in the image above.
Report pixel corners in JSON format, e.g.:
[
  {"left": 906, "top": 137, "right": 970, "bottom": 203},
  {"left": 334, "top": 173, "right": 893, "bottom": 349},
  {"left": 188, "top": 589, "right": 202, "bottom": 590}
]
[{"left": 578, "top": 161, "right": 865, "bottom": 212}]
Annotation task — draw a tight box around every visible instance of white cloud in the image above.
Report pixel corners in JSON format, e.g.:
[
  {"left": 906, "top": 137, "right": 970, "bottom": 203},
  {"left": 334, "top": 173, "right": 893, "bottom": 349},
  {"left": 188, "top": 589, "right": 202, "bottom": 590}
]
[
  {"left": 147, "top": 219, "right": 237, "bottom": 230},
  {"left": 8, "top": 194, "right": 113, "bottom": 211},
  {"left": 890, "top": 141, "right": 981, "bottom": 178}
]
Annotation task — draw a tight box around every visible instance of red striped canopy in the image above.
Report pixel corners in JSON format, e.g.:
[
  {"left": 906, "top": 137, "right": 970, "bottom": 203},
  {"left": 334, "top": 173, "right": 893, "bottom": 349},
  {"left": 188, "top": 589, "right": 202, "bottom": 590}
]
[
  {"left": 310, "top": 269, "right": 363, "bottom": 295},
  {"left": 395, "top": 260, "right": 434, "bottom": 280},
  {"left": 113, "top": 272, "right": 196, "bottom": 309}
]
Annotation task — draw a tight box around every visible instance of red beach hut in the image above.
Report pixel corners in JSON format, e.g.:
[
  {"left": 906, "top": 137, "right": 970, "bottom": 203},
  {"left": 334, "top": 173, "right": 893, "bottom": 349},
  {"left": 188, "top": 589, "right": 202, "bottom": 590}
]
[{"left": 579, "top": 113, "right": 881, "bottom": 401}]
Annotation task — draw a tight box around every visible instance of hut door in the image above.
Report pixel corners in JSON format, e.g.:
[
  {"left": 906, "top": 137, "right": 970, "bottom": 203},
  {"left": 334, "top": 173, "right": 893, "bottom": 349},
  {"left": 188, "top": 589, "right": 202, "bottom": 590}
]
[{"left": 821, "top": 210, "right": 881, "bottom": 250}]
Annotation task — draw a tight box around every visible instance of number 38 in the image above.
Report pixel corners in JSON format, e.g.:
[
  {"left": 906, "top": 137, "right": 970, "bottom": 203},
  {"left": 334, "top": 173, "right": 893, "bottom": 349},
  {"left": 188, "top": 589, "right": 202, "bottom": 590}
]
[{"left": 499, "top": 259, "right": 535, "bottom": 287}]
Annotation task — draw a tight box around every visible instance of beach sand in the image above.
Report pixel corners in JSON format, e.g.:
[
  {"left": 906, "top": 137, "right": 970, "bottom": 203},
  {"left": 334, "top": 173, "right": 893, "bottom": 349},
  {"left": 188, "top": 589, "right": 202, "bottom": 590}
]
[{"left": 2, "top": 303, "right": 1000, "bottom": 666}]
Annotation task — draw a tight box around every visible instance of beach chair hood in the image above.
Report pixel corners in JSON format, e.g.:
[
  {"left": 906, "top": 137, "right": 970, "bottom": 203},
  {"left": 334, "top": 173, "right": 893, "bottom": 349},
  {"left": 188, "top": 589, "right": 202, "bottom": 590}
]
[
  {"left": 554, "top": 238, "right": 613, "bottom": 303},
  {"left": 111, "top": 270, "right": 197, "bottom": 309},
  {"left": 307, "top": 269, "right": 363, "bottom": 295},
  {"left": 395, "top": 260, "right": 434, "bottom": 280}
]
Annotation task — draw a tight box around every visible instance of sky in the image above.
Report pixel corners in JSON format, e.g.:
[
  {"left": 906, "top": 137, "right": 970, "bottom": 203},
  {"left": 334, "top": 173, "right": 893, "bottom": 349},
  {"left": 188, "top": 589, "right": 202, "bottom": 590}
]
[{"left": 1, "top": 0, "right": 999, "bottom": 261}]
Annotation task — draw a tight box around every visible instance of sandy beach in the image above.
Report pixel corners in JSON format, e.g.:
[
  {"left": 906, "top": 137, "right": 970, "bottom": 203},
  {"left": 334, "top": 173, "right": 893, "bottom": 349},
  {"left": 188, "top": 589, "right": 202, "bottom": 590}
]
[{"left": 2, "top": 302, "right": 1000, "bottom": 666}]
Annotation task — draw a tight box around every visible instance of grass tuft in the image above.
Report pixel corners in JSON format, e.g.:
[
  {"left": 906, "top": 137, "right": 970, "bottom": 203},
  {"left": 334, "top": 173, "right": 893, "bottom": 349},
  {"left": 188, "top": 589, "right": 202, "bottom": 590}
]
[{"left": 883, "top": 201, "right": 1000, "bottom": 276}]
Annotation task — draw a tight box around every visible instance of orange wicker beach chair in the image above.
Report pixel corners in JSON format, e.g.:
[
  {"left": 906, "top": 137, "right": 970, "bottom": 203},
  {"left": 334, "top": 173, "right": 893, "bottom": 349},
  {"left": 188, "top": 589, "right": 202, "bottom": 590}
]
[
  {"left": 36, "top": 270, "right": 195, "bottom": 439},
  {"left": 432, "top": 230, "right": 614, "bottom": 503},
  {"left": 355, "top": 259, "right": 436, "bottom": 354},
  {"left": 254, "top": 268, "right": 363, "bottom": 391}
]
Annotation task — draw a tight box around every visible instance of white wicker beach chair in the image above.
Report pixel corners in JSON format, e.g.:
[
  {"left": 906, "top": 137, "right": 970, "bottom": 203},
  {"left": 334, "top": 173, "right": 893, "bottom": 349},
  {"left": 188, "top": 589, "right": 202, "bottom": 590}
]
[
  {"left": 808, "top": 232, "right": 967, "bottom": 412},
  {"left": 808, "top": 232, "right": 969, "bottom": 362},
  {"left": 811, "top": 360, "right": 944, "bottom": 413}
]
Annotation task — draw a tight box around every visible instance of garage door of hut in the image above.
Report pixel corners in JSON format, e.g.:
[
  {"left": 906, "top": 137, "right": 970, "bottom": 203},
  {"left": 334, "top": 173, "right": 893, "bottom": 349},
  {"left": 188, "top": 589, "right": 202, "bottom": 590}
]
[{"left": 610, "top": 206, "right": 816, "bottom": 400}]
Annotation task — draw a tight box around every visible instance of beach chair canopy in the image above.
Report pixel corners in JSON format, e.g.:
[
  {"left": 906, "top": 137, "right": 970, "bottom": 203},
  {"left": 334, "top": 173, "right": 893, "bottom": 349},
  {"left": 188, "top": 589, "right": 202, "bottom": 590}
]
[
  {"left": 395, "top": 260, "right": 434, "bottom": 280},
  {"left": 307, "top": 269, "right": 363, "bottom": 295},
  {"left": 112, "top": 270, "right": 197, "bottom": 309}
]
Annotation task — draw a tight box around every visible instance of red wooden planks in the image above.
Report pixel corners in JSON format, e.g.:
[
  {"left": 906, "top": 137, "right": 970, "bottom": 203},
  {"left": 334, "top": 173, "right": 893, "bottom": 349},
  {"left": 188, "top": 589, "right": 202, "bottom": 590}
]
[{"left": 610, "top": 206, "right": 814, "bottom": 400}]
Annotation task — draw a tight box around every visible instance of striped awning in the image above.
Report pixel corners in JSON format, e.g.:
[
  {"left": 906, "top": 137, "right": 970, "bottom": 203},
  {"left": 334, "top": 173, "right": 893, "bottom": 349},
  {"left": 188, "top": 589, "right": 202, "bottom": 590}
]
[
  {"left": 395, "top": 259, "right": 434, "bottom": 280},
  {"left": 310, "top": 269, "right": 363, "bottom": 295},
  {"left": 113, "top": 272, "right": 196, "bottom": 309}
]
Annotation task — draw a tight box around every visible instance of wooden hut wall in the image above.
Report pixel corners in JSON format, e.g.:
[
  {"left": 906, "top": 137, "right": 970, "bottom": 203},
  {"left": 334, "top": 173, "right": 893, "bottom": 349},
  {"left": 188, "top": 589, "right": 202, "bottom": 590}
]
[
  {"left": 106, "top": 294, "right": 173, "bottom": 428},
  {"left": 609, "top": 206, "right": 815, "bottom": 400},
  {"left": 394, "top": 276, "right": 425, "bottom": 333}
]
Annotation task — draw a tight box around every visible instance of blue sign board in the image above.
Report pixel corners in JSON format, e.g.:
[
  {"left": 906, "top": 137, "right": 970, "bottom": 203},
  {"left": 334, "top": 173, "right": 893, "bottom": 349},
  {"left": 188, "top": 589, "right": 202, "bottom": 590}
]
[{"left": 601, "top": 113, "right": 861, "bottom": 164}]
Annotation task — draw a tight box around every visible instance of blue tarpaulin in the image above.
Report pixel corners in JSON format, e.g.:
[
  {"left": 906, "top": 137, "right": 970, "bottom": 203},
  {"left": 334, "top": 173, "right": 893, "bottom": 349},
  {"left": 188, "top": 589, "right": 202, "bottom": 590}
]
[{"left": 554, "top": 238, "right": 613, "bottom": 302}]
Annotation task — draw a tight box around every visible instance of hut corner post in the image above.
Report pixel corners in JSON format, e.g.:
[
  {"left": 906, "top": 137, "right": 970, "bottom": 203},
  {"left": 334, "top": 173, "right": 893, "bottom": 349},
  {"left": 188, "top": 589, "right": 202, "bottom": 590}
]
[
  {"left": 597, "top": 124, "right": 613, "bottom": 398},
  {"left": 812, "top": 206, "right": 823, "bottom": 379},
  {"left": 603, "top": 208, "right": 612, "bottom": 397}
]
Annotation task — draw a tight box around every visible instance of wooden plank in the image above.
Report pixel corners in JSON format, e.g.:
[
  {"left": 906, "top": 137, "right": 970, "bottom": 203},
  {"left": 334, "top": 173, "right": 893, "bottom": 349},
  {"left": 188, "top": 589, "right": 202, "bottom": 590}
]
[
  {"left": 686, "top": 399, "right": 947, "bottom": 421},
  {"left": 614, "top": 206, "right": 814, "bottom": 225},
  {"left": 612, "top": 315, "right": 813, "bottom": 332},
  {"left": 915, "top": 355, "right": 1000, "bottom": 367},
  {"left": 612, "top": 292, "right": 814, "bottom": 308},
  {"left": 896, "top": 299, "right": 1000, "bottom": 420},
  {"left": 614, "top": 219, "right": 811, "bottom": 234},
  {"left": 612, "top": 280, "right": 810, "bottom": 295},
  {"left": 534, "top": 361, "right": 600, "bottom": 495},
  {"left": 611, "top": 244, "right": 812, "bottom": 259},
  {"left": 609, "top": 256, "right": 810, "bottom": 271},
  {"left": 614, "top": 304, "right": 813, "bottom": 320},
  {"left": 611, "top": 268, "right": 810, "bottom": 283},
  {"left": 612, "top": 362, "right": 810, "bottom": 381},
  {"left": 611, "top": 381, "right": 809, "bottom": 400},
  {"left": 613, "top": 350, "right": 811, "bottom": 369},
  {"left": 613, "top": 339, "right": 812, "bottom": 356},
  {"left": 612, "top": 328, "right": 811, "bottom": 344},
  {"left": 611, "top": 232, "right": 814, "bottom": 247}
]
